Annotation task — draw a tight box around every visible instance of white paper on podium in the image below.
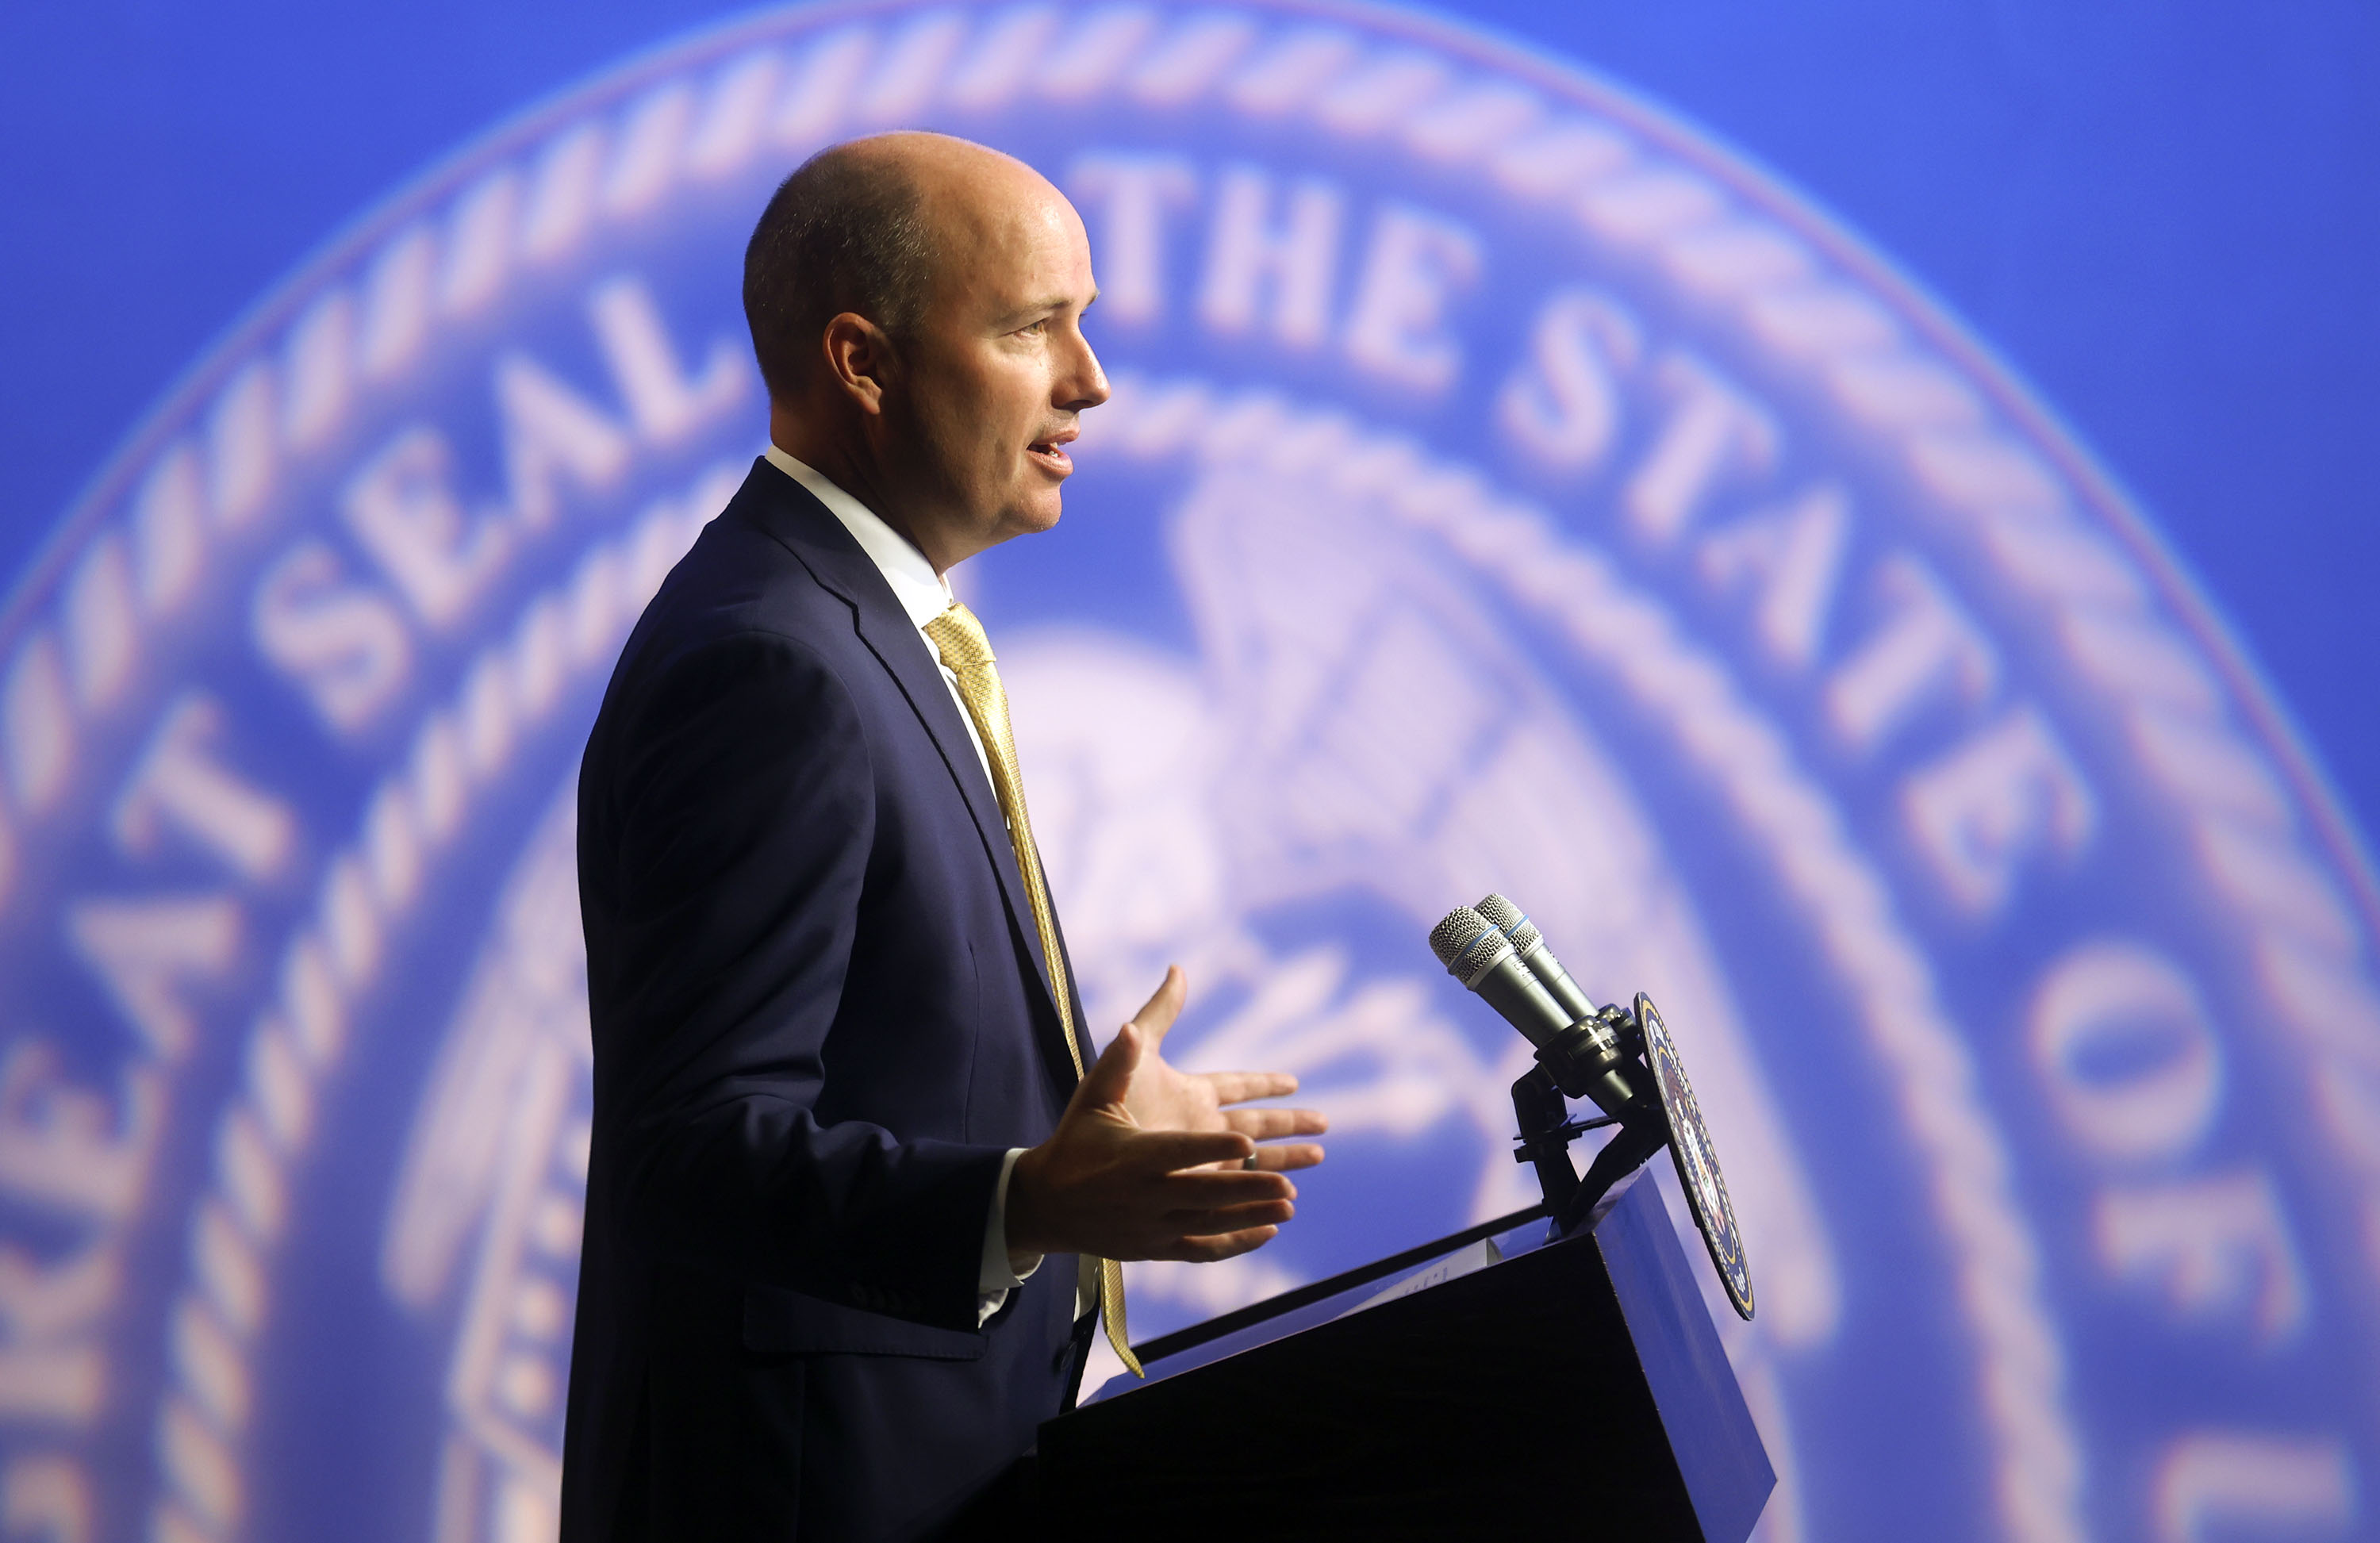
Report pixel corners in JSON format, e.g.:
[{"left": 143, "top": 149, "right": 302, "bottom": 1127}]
[{"left": 1334, "top": 1237, "right": 1505, "bottom": 1321}]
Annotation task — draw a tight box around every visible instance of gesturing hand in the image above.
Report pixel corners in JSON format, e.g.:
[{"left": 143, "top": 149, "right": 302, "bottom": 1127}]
[
  {"left": 1005, "top": 966, "right": 1328, "bottom": 1263},
  {"left": 1115, "top": 966, "right": 1328, "bottom": 1173}
]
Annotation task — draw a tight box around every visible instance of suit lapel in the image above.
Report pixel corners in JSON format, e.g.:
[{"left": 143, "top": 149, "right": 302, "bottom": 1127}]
[{"left": 733, "top": 463, "right": 1071, "bottom": 1045}]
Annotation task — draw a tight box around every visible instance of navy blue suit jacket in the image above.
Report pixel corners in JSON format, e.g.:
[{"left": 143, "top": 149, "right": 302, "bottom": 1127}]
[{"left": 560, "top": 460, "right": 1088, "bottom": 1541}]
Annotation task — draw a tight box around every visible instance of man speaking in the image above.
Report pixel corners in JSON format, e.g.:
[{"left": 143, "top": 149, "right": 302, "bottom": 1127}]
[{"left": 559, "top": 132, "right": 1326, "bottom": 1539}]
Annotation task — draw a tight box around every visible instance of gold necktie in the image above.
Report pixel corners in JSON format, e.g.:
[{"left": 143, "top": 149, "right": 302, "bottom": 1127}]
[{"left": 922, "top": 601, "right": 1141, "bottom": 1380}]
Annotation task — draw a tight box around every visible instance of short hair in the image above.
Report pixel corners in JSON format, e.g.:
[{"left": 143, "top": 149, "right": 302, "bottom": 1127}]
[{"left": 742, "top": 144, "right": 940, "bottom": 400}]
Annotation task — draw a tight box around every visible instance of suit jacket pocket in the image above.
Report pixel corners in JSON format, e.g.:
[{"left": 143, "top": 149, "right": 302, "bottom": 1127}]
[{"left": 741, "top": 1283, "right": 989, "bottom": 1360}]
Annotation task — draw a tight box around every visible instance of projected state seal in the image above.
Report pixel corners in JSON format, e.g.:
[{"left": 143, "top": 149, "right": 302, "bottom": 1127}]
[{"left": 1, "top": 4, "right": 2375, "bottom": 1542}]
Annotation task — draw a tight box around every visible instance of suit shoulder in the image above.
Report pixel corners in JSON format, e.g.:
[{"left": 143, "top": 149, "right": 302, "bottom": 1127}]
[
  {"left": 588, "top": 492, "right": 870, "bottom": 756},
  {"left": 639, "top": 508, "right": 852, "bottom": 650},
  {"left": 581, "top": 576, "right": 869, "bottom": 829}
]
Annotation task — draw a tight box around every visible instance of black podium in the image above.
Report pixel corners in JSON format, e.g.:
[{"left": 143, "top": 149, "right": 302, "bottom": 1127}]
[{"left": 1038, "top": 1173, "right": 1773, "bottom": 1541}]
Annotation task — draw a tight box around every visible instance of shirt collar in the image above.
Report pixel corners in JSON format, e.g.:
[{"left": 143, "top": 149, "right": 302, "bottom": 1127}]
[{"left": 763, "top": 443, "right": 952, "bottom": 630}]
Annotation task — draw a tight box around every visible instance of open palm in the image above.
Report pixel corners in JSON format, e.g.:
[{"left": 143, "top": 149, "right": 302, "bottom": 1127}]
[
  {"left": 1113, "top": 965, "right": 1327, "bottom": 1173},
  {"left": 1004, "top": 965, "right": 1328, "bottom": 1262}
]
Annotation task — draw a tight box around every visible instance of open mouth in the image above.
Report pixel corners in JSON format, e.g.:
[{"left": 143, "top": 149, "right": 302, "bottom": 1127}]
[{"left": 1027, "top": 425, "right": 1077, "bottom": 476}]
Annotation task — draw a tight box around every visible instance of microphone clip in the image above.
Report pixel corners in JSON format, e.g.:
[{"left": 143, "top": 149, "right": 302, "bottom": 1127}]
[{"left": 1534, "top": 1004, "right": 1644, "bottom": 1104}]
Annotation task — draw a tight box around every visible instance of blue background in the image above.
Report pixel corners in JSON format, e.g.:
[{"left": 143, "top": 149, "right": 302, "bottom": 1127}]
[
  {"left": 3, "top": 0, "right": 2374, "bottom": 855},
  {"left": 0, "top": 6, "right": 2374, "bottom": 1537}
]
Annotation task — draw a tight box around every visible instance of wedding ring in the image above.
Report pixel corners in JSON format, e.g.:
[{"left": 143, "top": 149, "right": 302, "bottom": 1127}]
[{"left": 1242, "top": 1153, "right": 1261, "bottom": 1171}]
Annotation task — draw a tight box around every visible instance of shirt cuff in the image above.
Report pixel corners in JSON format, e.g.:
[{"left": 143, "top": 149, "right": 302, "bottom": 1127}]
[{"left": 978, "top": 1147, "right": 1045, "bottom": 1294}]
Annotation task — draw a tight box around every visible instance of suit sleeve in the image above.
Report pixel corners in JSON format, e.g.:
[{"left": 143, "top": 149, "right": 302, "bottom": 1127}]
[{"left": 589, "top": 627, "right": 1006, "bottom": 1332}]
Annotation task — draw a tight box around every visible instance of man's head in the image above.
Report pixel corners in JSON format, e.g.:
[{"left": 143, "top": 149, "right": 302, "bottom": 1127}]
[{"left": 744, "top": 132, "right": 1107, "bottom": 573}]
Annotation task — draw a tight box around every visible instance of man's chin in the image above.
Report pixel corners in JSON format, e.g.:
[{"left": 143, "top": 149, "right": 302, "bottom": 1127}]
[{"left": 1007, "top": 495, "right": 1065, "bottom": 538}]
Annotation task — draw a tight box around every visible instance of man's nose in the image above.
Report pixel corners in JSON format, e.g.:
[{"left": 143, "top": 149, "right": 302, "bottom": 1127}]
[{"left": 1059, "top": 330, "right": 1110, "bottom": 411}]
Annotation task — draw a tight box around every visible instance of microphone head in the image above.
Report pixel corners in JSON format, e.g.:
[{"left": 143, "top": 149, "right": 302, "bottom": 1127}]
[
  {"left": 1477, "top": 892, "right": 1544, "bottom": 954},
  {"left": 1429, "top": 907, "right": 1489, "bottom": 968},
  {"left": 1430, "top": 906, "right": 1514, "bottom": 985},
  {"left": 1475, "top": 892, "right": 1521, "bottom": 931}
]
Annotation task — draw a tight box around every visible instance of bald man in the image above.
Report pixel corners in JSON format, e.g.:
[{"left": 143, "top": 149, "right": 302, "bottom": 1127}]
[{"left": 559, "top": 135, "right": 1325, "bottom": 1540}]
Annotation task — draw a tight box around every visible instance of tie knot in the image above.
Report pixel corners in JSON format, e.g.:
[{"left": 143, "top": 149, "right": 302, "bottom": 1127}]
[{"left": 924, "top": 601, "right": 996, "bottom": 674}]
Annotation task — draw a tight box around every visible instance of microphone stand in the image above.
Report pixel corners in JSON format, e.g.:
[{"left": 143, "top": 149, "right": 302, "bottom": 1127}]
[
  {"left": 1510, "top": 1067, "right": 1591, "bottom": 1219},
  {"left": 1511, "top": 1005, "right": 1674, "bottom": 1234},
  {"left": 1118, "top": 1005, "right": 1679, "bottom": 1372}
]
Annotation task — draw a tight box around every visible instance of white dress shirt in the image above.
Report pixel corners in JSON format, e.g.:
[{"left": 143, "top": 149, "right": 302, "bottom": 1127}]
[{"left": 762, "top": 445, "right": 1041, "bottom": 1323}]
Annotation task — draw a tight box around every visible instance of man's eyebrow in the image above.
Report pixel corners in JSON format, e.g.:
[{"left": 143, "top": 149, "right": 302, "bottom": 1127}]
[{"left": 995, "top": 290, "right": 1096, "bottom": 328}]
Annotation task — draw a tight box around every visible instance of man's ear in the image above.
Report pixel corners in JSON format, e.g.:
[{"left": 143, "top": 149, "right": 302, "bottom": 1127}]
[{"left": 820, "top": 312, "right": 893, "bottom": 415}]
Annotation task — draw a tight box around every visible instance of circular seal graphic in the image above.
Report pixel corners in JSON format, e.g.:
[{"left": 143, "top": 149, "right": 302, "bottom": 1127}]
[
  {"left": 1639, "top": 991, "right": 1754, "bottom": 1322},
  {"left": 0, "top": 4, "right": 2375, "bottom": 1541}
]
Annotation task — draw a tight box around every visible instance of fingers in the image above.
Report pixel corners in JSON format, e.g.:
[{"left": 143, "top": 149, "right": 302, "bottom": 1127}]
[
  {"left": 1150, "top": 1226, "right": 1281, "bottom": 1263},
  {"left": 1130, "top": 1128, "right": 1254, "bottom": 1172},
  {"left": 1222, "top": 1107, "right": 1329, "bottom": 1140},
  {"left": 1165, "top": 1198, "right": 1296, "bottom": 1234},
  {"left": 1151, "top": 1167, "right": 1295, "bottom": 1208},
  {"left": 1237, "top": 1142, "right": 1326, "bottom": 1173},
  {"left": 1203, "top": 1071, "right": 1300, "bottom": 1107},
  {"left": 1127, "top": 965, "right": 1188, "bottom": 1046},
  {"left": 1114, "top": 1122, "right": 1321, "bottom": 1179},
  {"left": 1215, "top": 1107, "right": 1326, "bottom": 1175},
  {"left": 1074, "top": 1021, "right": 1143, "bottom": 1110}
]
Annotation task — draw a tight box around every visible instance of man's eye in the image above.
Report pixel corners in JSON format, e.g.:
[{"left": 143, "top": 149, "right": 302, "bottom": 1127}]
[{"left": 1016, "top": 320, "right": 1046, "bottom": 337}]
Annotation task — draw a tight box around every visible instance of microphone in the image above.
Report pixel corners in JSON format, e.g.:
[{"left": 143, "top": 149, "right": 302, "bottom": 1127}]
[
  {"left": 1427, "top": 906, "right": 1577, "bottom": 1048},
  {"left": 1430, "top": 899, "right": 1752, "bottom": 1315},
  {"left": 1476, "top": 892, "right": 1596, "bottom": 1026},
  {"left": 1432, "top": 902, "right": 1649, "bottom": 1118}
]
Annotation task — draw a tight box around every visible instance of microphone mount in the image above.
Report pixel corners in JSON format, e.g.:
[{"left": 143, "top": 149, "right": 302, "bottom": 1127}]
[
  {"left": 1531, "top": 1000, "right": 1650, "bottom": 1115},
  {"left": 1511, "top": 1004, "right": 1672, "bottom": 1236},
  {"left": 1434, "top": 895, "right": 1756, "bottom": 1319}
]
